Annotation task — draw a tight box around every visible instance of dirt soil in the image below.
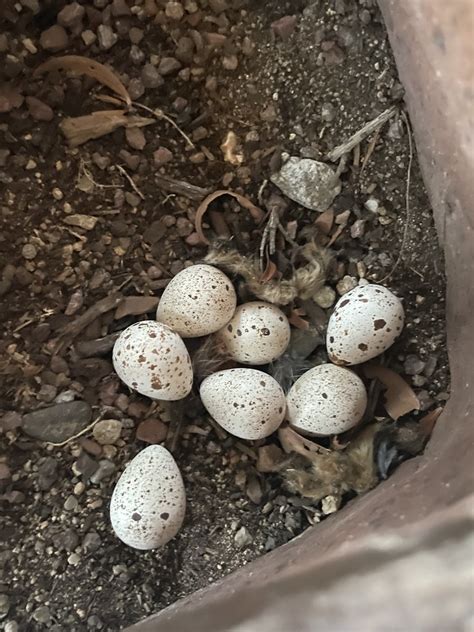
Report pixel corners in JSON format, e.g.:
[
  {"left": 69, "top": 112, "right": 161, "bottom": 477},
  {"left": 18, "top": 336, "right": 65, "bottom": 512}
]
[{"left": 0, "top": 1, "right": 449, "bottom": 630}]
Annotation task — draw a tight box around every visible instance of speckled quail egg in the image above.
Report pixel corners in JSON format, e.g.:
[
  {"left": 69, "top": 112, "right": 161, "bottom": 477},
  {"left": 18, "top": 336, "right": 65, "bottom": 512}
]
[
  {"left": 287, "top": 363, "right": 367, "bottom": 436},
  {"left": 217, "top": 301, "right": 291, "bottom": 365},
  {"left": 156, "top": 264, "right": 237, "bottom": 337},
  {"left": 110, "top": 445, "right": 186, "bottom": 550},
  {"left": 112, "top": 321, "right": 193, "bottom": 401},
  {"left": 200, "top": 368, "right": 286, "bottom": 440},
  {"left": 326, "top": 284, "right": 405, "bottom": 365}
]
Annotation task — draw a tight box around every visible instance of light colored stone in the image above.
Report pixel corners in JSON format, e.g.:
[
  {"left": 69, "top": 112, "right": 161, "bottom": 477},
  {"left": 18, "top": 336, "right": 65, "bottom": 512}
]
[{"left": 271, "top": 157, "right": 341, "bottom": 212}]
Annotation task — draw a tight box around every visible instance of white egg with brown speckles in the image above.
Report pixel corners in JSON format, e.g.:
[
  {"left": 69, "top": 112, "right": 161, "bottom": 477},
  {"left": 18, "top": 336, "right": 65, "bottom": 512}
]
[
  {"left": 217, "top": 301, "right": 290, "bottom": 365},
  {"left": 200, "top": 368, "right": 286, "bottom": 440},
  {"left": 112, "top": 321, "right": 193, "bottom": 400},
  {"left": 156, "top": 264, "right": 237, "bottom": 338},
  {"left": 110, "top": 445, "right": 185, "bottom": 550},
  {"left": 326, "top": 284, "right": 405, "bottom": 366},
  {"left": 287, "top": 364, "right": 367, "bottom": 436}
]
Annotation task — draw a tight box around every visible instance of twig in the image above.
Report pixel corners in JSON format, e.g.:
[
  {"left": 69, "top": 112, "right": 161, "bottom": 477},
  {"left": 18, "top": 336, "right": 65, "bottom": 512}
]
[
  {"left": 326, "top": 105, "right": 397, "bottom": 162},
  {"left": 76, "top": 332, "right": 121, "bottom": 357},
  {"left": 131, "top": 100, "right": 195, "bottom": 149},
  {"left": 116, "top": 165, "right": 144, "bottom": 200},
  {"left": 47, "top": 414, "right": 103, "bottom": 447},
  {"left": 360, "top": 127, "right": 381, "bottom": 174},
  {"left": 154, "top": 174, "right": 210, "bottom": 200},
  {"left": 54, "top": 292, "right": 123, "bottom": 354},
  {"left": 379, "top": 111, "right": 413, "bottom": 283},
  {"left": 79, "top": 159, "right": 122, "bottom": 189}
]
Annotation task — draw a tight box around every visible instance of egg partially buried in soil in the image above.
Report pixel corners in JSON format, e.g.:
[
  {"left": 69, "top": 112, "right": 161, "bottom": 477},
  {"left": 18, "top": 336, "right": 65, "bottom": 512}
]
[
  {"left": 156, "top": 264, "right": 237, "bottom": 338},
  {"left": 200, "top": 368, "right": 286, "bottom": 440},
  {"left": 110, "top": 445, "right": 186, "bottom": 550},
  {"left": 112, "top": 321, "right": 193, "bottom": 400},
  {"left": 326, "top": 284, "right": 405, "bottom": 365},
  {"left": 287, "top": 363, "right": 367, "bottom": 436},
  {"left": 217, "top": 301, "right": 291, "bottom": 365}
]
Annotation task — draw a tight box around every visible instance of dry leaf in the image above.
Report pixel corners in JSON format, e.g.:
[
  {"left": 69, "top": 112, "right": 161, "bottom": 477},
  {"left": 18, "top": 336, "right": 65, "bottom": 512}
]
[
  {"left": 114, "top": 296, "right": 159, "bottom": 320},
  {"left": 195, "top": 191, "right": 265, "bottom": 245},
  {"left": 364, "top": 365, "right": 420, "bottom": 420},
  {"left": 314, "top": 208, "right": 334, "bottom": 235},
  {"left": 278, "top": 425, "right": 331, "bottom": 457},
  {"left": 220, "top": 131, "right": 244, "bottom": 165},
  {"left": 418, "top": 407, "right": 443, "bottom": 439},
  {"left": 60, "top": 110, "right": 154, "bottom": 147},
  {"left": 34, "top": 55, "right": 131, "bottom": 107},
  {"left": 288, "top": 308, "right": 310, "bottom": 330},
  {"left": 260, "top": 259, "right": 278, "bottom": 283}
]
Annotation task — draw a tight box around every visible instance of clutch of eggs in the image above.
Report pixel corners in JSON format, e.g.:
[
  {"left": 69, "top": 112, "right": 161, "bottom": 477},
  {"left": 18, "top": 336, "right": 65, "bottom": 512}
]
[
  {"left": 326, "top": 283, "right": 404, "bottom": 365},
  {"left": 200, "top": 368, "right": 287, "bottom": 440},
  {"left": 286, "top": 363, "right": 367, "bottom": 436},
  {"left": 156, "top": 264, "right": 237, "bottom": 337},
  {"left": 110, "top": 445, "right": 185, "bottom": 550},
  {"left": 217, "top": 301, "right": 290, "bottom": 365},
  {"left": 112, "top": 321, "right": 193, "bottom": 401}
]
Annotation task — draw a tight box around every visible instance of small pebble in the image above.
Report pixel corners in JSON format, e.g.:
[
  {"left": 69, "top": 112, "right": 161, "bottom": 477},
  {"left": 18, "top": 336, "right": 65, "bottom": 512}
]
[
  {"left": 141, "top": 63, "right": 164, "bottom": 88},
  {"left": 153, "top": 147, "right": 173, "bottom": 166},
  {"left": 22, "top": 244, "right": 37, "bottom": 260},
  {"left": 234, "top": 526, "right": 252, "bottom": 548},
  {"left": 158, "top": 57, "right": 182, "bottom": 76},
  {"left": 364, "top": 197, "right": 379, "bottom": 213},
  {"left": 404, "top": 355, "right": 426, "bottom": 376},
  {"left": 40, "top": 25, "right": 69, "bottom": 51},
  {"left": 81, "top": 30, "right": 97, "bottom": 46},
  {"left": 64, "top": 494, "right": 79, "bottom": 511},
  {"left": 92, "top": 419, "right": 122, "bottom": 445},
  {"left": 165, "top": 1, "right": 184, "bottom": 20},
  {"left": 33, "top": 606, "right": 51, "bottom": 625},
  {"left": 97, "top": 25, "right": 118, "bottom": 50}
]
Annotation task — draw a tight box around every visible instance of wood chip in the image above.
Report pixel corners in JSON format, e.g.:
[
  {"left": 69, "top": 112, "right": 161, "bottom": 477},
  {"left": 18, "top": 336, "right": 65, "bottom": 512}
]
[
  {"left": 63, "top": 214, "right": 98, "bottom": 230},
  {"left": 114, "top": 296, "right": 159, "bottom": 320},
  {"left": 154, "top": 175, "right": 210, "bottom": 200},
  {"left": 195, "top": 190, "right": 265, "bottom": 245},
  {"left": 34, "top": 55, "right": 131, "bottom": 107},
  {"left": 220, "top": 131, "right": 244, "bottom": 165},
  {"left": 364, "top": 365, "right": 420, "bottom": 420}
]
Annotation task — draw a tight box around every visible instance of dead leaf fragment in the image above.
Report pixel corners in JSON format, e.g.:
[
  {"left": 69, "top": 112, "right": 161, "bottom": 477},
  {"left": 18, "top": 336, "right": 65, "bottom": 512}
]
[
  {"left": 195, "top": 190, "right": 265, "bottom": 245},
  {"left": 34, "top": 55, "right": 131, "bottom": 107},
  {"left": 364, "top": 365, "right": 420, "bottom": 420},
  {"left": 278, "top": 425, "right": 331, "bottom": 457},
  {"left": 220, "top": 131, "right": 244, "bottom": 165},
  {"left": 114, "top": 296, "right": 159, "bottom": 320},
  {"left": 259, "top": 259, "right": 278, "bottom": 284},
  {"left": 288, "top": 308, "right": 310, "bottom": 330},
  {"left": 63, "top": 214, "right": 98, "bottom": 231},
  {"left": 60, "top": 110, "right": 154, "bottom": 147}
]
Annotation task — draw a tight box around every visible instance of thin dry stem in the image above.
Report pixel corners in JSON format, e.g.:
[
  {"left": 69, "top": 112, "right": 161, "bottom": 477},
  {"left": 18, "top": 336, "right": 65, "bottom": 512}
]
[
  {"left": 47, "top": 415, "right": 103, "bottom": 447},
  {"left": 116, "top": 164, "right": 144, "bottom": 200},
  {"left": 379, "top": 111, "right": 413, "bottom": 283}
]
